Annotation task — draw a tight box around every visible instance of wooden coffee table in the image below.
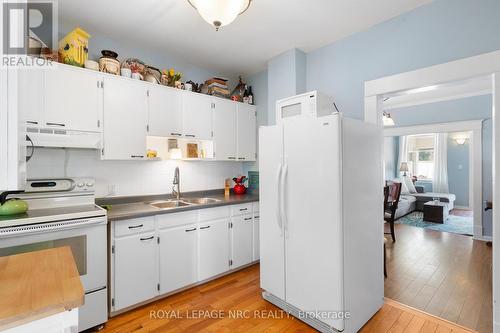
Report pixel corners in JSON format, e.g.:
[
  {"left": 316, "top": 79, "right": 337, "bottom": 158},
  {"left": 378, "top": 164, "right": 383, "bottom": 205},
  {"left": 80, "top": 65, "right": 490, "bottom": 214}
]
[{"left": 423, "top": 201, "right": 449, "bottom": 223}]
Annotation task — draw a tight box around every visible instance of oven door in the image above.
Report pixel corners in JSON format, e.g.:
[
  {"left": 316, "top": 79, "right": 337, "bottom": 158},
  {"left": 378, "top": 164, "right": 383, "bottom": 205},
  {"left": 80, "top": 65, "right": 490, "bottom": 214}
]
[{"left": 0, "top": 216, "right": 107, "bottom": 292}]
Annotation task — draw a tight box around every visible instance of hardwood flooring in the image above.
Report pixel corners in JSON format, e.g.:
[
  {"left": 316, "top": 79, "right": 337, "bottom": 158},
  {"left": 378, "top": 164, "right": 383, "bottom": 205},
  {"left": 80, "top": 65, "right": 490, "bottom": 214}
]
[
  {"left": 450, "top": 209, "right": 473, "bottom": 218},
  {"left": 96, "top": 259, "right": 483, "bottom": 333},
  {"left": 384, "top": 223, "right": 492, "bottom": 333}
]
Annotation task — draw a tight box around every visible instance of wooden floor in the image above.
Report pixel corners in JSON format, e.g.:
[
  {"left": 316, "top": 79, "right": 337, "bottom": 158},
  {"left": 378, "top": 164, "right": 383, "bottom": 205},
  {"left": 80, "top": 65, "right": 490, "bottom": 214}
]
[
  {"left": 450, "top": 209, "right": 473, "bottom": 218},
  {"left": 385, "top": 223, "right": 492, "bottom": 333},
  {"left": 97, "top": 261, "right": 482, "bottom": 333}
]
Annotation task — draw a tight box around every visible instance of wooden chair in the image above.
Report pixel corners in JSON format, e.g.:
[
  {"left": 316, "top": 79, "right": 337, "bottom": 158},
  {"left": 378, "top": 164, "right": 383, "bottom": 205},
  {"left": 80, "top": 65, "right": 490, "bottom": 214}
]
[{"left": 384, "top": 182, "right": 402, "bottom": 242}]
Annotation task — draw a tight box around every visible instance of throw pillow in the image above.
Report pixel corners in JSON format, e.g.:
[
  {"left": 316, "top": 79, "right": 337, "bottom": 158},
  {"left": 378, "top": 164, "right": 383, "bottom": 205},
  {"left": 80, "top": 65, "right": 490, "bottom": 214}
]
[
  {"left": 403, "top": 176, "right": 417, "bottom": 193},
  {"left": 397, "top": 178, "right": 410, "bottom": 194}
]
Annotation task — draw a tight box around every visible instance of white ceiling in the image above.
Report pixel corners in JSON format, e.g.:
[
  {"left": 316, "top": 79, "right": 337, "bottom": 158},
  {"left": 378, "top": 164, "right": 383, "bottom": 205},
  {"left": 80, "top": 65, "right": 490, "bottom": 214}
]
[{"left": 59, "top": 0, "right": 432, "bottom": 75}]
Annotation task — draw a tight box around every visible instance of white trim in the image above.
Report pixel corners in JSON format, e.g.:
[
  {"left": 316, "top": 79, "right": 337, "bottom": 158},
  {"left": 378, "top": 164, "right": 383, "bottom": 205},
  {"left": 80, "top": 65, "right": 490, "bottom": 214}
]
[
  {"left": 384, "top": 120, "right": 483, "bottom": 240},
  {"left": 474, "top": 235, "right": 493, "bottom": 242},
  {"left": 365, "top": 50, "right": 500, "bottom": 97},
  {"left": 454, "top": 205, "right": 471, "bottom": 210},
  {"left": 364, "top": 52, "right": 498, "bottom": 332}
]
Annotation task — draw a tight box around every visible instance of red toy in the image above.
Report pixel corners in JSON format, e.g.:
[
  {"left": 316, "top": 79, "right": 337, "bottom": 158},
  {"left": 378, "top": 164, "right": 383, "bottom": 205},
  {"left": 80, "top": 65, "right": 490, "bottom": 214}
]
[{"left": 232, "top": 176, "right": 248, "bottom": 195}]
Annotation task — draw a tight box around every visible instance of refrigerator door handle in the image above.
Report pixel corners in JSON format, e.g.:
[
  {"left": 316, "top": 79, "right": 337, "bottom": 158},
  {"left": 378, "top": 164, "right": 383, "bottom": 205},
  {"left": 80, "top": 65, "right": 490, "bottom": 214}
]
[
  {"left": 276, "top": 163, "right": 283, "bottom": 233},
  {"left": 280, "top": 163, "right": 288, "bottom": 232}
]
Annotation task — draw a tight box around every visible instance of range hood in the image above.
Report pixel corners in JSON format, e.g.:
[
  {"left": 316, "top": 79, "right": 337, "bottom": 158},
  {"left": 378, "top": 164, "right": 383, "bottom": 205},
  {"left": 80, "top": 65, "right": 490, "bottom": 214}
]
[{"left": 26, "top": 127, "right": 101, "bottom": 149}]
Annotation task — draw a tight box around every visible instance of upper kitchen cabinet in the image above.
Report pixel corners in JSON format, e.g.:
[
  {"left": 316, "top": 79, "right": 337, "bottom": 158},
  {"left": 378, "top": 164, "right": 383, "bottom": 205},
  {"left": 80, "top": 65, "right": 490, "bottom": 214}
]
[
  {"left": 213, "top": 98, "right": 237, "bottom": 160},
  {"left": 44, "top": 65, "right": 101, "bottom": 132},
  {"left": 102, "top": 77, "right": 148, "bottom": 160},
  {"left": 182, "top": 92, "right": 213, "bottom": 140},
  {"left": 18, "top": 68, "right": 44, "bottom": 126},
  {"left": 236, "top": 103, "right": 257, "bottom": 161},
  {"left": 147, "top": 85, "right": 183, "bottom": 137}
]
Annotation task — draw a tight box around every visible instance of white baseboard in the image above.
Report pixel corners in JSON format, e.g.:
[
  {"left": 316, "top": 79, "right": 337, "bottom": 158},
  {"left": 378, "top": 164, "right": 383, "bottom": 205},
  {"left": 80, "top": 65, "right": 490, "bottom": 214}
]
[
  {"left": 453, "top": 205, "right": 471, "bottom": 210},
  {"left": 473, "top": 235, "right": 492, "bottom": 242}
]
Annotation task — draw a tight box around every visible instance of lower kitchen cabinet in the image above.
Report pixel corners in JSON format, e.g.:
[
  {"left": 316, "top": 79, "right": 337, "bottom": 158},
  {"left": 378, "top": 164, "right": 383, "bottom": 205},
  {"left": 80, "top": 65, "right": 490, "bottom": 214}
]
[
  {"left": 113, "top": 231, "right": 159, "bottom": 311},
  {"left": 159, "top": 224, "right": 198, "bottom": 294},
  {"left": 198, "top": 219, "right": 230, "bottom": 281},
  {"left": 231, "top": 214, "right": 254, "bottom": 269},
  {"left": 253, "top": 216, "right": 260, "bottom": 261}
]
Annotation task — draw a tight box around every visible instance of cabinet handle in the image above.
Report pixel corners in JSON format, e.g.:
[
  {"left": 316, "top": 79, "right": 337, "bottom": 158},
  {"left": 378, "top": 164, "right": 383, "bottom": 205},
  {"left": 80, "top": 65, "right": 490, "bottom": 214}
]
[
  {"left": 244, "top": 217, "right": 252, "bottom": 221},
  {"left": 238, "top": 157, "right": 246, "bottom": 160},
  {"left": 239, "top": 208, "right": 248, "bottom": 211},
  {"left": 254, "top": 216, "right": 260, "bottom": 219},
  {"left": 228, "top": 157, "right": 236, "bottom": 160},
  {"left": 185, "top": 227, "right": 197, "bottom": 232},
  {"left": 140, "top": 236, "right": 154, "bottom": 241},
  {"left": 26, "top": 121, "right": 38, "bottom": 125},
  {"left": 128, "top": 224, "right": 144, "bottom": 229},
  {"left": 200, "top": 225, "right": 211, "bottom": 230},
  {"left": 130, "top": 155, "right": 144, "bottom": 158},
  {"left": 46, "top": 122, "right": 65, "bottom": 127},
  {"left": 185, "top": 134, "right": 196, "bottom": 138},
  {"left": 170, "top": 133, "right": 182, "bottom": 136}
]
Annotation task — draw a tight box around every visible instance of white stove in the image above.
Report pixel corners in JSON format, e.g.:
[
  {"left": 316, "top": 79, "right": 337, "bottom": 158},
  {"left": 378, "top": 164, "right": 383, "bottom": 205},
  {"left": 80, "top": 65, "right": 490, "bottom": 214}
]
[{"left": 0, "top": 178, "right": 108, "bottom": 332}]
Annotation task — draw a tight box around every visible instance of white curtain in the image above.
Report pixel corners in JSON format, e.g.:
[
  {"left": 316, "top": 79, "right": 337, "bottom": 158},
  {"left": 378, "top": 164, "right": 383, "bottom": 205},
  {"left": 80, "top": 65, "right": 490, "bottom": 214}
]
[
  {"left": 433, "top": 132, "right": 449, "bottom": 193},
  {"left": 397, "top": 136, "right": 408, "bottom": 178}
]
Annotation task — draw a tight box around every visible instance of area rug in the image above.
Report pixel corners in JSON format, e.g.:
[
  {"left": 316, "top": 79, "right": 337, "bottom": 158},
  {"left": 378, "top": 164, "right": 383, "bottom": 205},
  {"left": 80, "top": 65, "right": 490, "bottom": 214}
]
[{"left": 395, "top": 211, "right": 473, "bottom": 236}]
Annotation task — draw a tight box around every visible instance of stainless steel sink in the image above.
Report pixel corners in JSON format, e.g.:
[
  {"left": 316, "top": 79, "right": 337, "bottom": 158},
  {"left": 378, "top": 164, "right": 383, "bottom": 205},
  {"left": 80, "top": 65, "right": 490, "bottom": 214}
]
[
  {"left": 180, "top": 197, "right": 222, "bottom": 205},
  {"left": 148, "top": 200, "right": 192, "bottom": 209}
]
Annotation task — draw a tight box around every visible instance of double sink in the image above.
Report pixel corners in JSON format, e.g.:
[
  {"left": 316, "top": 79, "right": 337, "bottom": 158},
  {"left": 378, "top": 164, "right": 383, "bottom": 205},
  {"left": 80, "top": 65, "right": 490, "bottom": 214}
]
[{"left": 147, "top": 197, "right": 221, "bottom": 210}]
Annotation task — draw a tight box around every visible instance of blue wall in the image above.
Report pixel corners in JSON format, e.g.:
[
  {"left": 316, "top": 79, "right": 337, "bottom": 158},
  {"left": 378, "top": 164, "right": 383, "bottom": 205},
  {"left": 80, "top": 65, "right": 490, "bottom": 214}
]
[
  {"left": 306, "top": 0, "right": 500, "bottom": 120},
  {"left": 384, "top": 137, "right": 398, "bottom": 180},
  {"left": 448, "top": 137, "right": 470, "bottom": 207}
]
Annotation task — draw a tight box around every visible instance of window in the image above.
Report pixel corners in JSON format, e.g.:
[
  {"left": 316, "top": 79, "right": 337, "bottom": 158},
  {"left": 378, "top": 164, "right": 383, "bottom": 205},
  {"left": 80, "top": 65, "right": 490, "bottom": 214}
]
[{"left": 407, "top": 134, "right": 434, "bottom": 180}]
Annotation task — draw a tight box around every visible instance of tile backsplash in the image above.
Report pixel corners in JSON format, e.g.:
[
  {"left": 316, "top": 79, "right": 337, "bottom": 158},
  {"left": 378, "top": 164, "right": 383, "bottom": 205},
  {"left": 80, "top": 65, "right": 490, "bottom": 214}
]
[{"left": 26, "top": 148, "right": 243, "bottom": 198}]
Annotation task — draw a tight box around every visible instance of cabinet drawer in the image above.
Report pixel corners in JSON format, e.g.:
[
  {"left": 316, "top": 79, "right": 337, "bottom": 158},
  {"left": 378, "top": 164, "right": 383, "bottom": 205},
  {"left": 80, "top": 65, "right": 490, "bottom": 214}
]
[
  {"left": 114, "top": 216, "right": 155, "bottom": 237},
  {"left": 231, "top": 203, "right": 253, "bottom": 216},
  {"left": 198, "top": 206, "right": 230, "bottom": 222},
  {"left": 157, "top": 211, "right": 198, "bottom": 229},
  {"left": 252, "top": 202, "right": 260, "bottom": 216}
]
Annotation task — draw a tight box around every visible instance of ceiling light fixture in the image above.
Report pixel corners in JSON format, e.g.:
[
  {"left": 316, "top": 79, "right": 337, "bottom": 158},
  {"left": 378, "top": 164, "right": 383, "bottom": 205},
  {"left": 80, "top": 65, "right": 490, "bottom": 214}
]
[
  {"left": 382, "top": 112, "right": 395, "bottom": 127},
  {"left": 187, "top": 0, "right": 251, "bottom": 31},
  {"left": 455, "top": 138, "right": 467, "bottom": 145}
]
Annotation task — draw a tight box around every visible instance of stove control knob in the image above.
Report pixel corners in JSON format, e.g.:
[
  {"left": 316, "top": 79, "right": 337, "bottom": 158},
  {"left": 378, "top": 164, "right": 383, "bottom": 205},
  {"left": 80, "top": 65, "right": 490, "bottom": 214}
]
[
  {"left": 86, "top": 182, "right": 94, "bottom": 187},
  {"left": 77, "top": 183, "right": 84, "bottom": 187}
]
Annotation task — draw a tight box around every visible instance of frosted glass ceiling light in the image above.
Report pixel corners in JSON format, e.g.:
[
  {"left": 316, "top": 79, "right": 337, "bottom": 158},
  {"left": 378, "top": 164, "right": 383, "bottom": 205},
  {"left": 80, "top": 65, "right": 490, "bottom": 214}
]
[
  {"left": 382, "top": 112, "right": 395, "bottom": 127},
  {"left": 188, "top": 0, "right": 251, "bottom": 31}
]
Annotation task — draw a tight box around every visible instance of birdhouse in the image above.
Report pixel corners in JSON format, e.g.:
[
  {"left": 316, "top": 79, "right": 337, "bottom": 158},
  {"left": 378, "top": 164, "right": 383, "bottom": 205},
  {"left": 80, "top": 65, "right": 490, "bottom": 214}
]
[{"left": 58, "top": 27, "right": 90, "bottom": 67}]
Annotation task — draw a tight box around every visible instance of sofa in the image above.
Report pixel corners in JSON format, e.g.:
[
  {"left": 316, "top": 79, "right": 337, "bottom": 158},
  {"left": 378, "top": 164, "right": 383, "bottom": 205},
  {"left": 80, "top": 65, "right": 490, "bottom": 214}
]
[{"left": 393, "top": 184, "right": 456, "bottom": 220}]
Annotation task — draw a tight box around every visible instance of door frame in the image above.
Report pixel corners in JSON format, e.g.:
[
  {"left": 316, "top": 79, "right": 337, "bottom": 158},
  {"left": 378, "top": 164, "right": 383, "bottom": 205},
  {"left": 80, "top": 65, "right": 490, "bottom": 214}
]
[
  {"left": 384, "top": 120, "right": 484, "bottom": 240},
  {"left": 364, "top": 49, "right": 500, "bottom": 332}
]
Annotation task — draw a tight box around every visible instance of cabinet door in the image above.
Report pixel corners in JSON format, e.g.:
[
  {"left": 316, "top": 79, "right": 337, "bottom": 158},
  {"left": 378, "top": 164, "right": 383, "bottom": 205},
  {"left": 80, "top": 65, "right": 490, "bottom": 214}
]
[
  {"left": 236, "top": 104, "right": 257, "bottom": 161},
  {"left": 44, "top": 65, "right": 101, "bottom": 132},
  {"left": 159, "top": 224, "right": 198, "bottom": 294},
  {"left": 102, "top": 77, "right": 147, "bottom": 160},
  {"left": 113, "top": 232, "right": 158, "bottom": 310},
  {"left": 198, "top": 219, "right": 229, "bottom": 281},
  {"left": 253, "top": 217, "right": 260, "bottom": 261},
  {"left": 18, "top": 68, "right": 44, "bottom": 126},
  {"left": 231, "top": 214, "right": 254, "bottom": 269},
  {"left": 148, "top": 85, "right": 183, "bottom": 137},
  {"left": 213, "top": 99, "right": 237, "bottom": 160},
  {"left": 182, "top": 93, "right": 212, "bottom": 140}
]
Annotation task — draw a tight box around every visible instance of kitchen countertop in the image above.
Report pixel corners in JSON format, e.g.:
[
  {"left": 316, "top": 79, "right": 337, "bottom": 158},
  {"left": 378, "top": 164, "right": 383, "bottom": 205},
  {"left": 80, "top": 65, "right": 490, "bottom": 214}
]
[
  {"left": 0, "top": 247, "right": 84, "bottom": 330},
  {"left": 97, "top": 190, "right": 259, "bottom": 222}
]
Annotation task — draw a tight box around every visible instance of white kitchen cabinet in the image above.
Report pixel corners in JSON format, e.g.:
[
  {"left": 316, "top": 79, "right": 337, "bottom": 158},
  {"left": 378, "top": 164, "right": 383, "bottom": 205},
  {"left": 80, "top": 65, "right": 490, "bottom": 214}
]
[
  {"left": 213, "top": 98, "right": 237, "bottom": 160},
  {"left": 182, "top": 92, "right": 213, "bottom": 140},
  {"left": 44, "top": 65, "right": 101, "bottom": 132},
  {"left": 113, "top": 230, "right": 159, "bottom": 311},
  {"left": 18, "top": 68, "right": 44, "bottom": 126},
  {"left": 236, "top": 104, "right": 257, "bottom": 161},
  {"left": 198, "top": 219, "right": 230, "bottom": 281},
  {"left": 231, "top": 214, "right": 254, "bottom": 269},
  {"left": 148, "top": 85, "right": 183, "bottom": 137},
  {"left": 253, "top": 216, "right": 260, "bottom": 261},
  {"left": 159, "top": 224, "right": 198, "bottom": 294},
  {"left": 102, "top": 77, "right": 147, "bottom": 160}
]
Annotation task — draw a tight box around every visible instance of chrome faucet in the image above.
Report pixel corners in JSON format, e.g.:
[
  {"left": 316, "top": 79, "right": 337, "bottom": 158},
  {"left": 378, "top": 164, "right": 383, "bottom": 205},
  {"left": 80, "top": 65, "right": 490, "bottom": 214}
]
[{"left": 172, "top": 166, "right": 181, "bottom": 200}]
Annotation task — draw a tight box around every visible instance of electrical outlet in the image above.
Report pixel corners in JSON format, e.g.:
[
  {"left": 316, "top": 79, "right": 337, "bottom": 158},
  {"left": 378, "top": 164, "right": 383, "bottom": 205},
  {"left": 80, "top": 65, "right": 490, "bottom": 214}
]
[{"left": 108, "top": 184, "right": 116, "bottom": 196}]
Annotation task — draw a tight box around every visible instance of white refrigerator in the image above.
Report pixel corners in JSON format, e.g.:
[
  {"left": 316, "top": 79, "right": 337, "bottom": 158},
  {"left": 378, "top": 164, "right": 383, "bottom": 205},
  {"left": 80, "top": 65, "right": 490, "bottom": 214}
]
[{"left": 259, "top": 91, "right": 383, "bottom": 333}]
